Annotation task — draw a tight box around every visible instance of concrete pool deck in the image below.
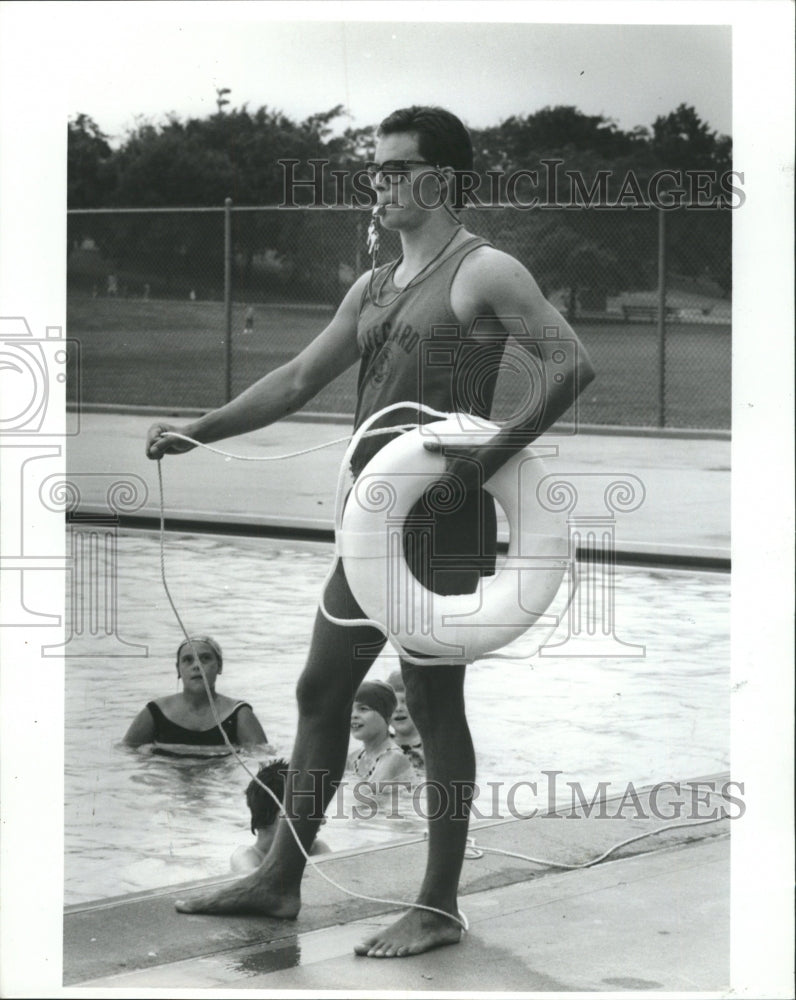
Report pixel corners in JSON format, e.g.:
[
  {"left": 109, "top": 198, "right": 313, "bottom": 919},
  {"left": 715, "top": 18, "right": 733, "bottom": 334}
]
[
  {"left": 64, "top": 774, "right": 731, "bottom": 990},
  {"left": 67, "top": 410, "right": 730, "bottom": 566},
  {"left": 62, "top": 414, "right": 733, "bottom": 990}
]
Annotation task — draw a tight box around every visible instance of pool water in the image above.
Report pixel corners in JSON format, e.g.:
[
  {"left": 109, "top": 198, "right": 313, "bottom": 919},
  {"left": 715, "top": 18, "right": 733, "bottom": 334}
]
[{"left": 65, "top": 530, "right": 729, "bottom": 905}]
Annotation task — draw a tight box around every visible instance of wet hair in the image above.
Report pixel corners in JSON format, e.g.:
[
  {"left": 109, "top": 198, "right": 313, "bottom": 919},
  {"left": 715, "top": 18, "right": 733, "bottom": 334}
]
[
  {"left": 378, "top": 105, "right": 473, "bottom": 209},
  {"left": 175, "top": 635, "right": 223, "bottom": 674},
  {"left": 246, "top": 758, "right": 290, "bottom": 833}
]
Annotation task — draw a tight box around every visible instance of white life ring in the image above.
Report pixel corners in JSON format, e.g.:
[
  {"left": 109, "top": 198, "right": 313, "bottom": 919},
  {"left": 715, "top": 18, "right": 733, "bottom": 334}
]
[{"left": 336, "top": 413, "right": 571, "bottom": 663}]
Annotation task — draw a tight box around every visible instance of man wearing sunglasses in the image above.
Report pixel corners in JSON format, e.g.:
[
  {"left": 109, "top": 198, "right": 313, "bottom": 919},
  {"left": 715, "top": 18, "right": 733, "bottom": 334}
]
[{"left": 147, "top": 105, "right": 595, "bottom": 957}]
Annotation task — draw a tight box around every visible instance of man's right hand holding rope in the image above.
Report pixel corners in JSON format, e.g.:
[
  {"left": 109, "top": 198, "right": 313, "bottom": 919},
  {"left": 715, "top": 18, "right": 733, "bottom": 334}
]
[{"left": 146, "top": 423, "right": 198, "bottom": 460}]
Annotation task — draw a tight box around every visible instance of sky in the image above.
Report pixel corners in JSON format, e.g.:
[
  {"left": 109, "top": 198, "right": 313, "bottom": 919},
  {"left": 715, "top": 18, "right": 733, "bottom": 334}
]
[{"left": 56, "top": 8, "right": 733, "bottom": 143}]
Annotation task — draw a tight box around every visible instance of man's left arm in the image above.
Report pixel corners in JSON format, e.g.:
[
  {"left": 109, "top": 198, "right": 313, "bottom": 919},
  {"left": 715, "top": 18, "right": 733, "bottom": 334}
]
[{"left": 434, "top": 250, "right": 596, "bottom": 487}]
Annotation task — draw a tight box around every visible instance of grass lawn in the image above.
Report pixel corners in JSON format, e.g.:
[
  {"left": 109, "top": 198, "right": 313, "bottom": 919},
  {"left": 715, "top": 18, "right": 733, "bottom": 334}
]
[{"left": 66, "top": 295, "right": 730, "bottom": 429}]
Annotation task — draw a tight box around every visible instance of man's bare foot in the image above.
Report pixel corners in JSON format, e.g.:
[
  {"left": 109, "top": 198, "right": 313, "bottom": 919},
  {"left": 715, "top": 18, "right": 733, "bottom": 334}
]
[
  {"left": 175, "top": 872, "right": 300, "bottom": 918},
  {"left": 354, "top": 906, "right": 463, "bottom": 958}
]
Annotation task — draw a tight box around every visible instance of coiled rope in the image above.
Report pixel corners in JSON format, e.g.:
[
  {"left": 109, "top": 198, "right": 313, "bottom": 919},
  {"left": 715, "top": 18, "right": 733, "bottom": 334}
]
[
  {"left": 153, "top": 412, "right": 728, "bottom": 928},
  {"left": 154, "top": 417, "right": 470, "bottom": 932}
]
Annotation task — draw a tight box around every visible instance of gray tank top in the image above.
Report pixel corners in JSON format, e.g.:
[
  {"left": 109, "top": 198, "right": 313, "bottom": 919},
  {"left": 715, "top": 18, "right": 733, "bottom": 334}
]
[{"left": 352, "top": 233, "right": 497, "bottom": 476}]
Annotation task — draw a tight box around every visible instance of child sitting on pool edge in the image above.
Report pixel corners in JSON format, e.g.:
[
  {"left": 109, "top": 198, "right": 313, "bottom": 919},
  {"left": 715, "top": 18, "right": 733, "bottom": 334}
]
[
  {"left": 231, "top": 758, "right": 330, "bottom": 872},
  {"left": 347, "top": 680, "right": 414, "bottom": 786},
  {"left": 387, "top": 670, "right": 425, "bottom": 772}
]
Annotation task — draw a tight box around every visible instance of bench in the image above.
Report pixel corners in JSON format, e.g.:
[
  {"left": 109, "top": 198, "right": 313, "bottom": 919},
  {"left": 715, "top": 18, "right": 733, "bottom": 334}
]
[{"left": 621, "top": 304, "right": 676, "bottom": 323}]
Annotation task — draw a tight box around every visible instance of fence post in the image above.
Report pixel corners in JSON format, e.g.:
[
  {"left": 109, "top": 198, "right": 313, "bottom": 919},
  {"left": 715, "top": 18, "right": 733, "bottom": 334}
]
[
  {"left": 656, "top": 207, "right": 667, "bottom": 428},
  {"left": 224, "top": 197, "right": 233, "bottom": 403}
]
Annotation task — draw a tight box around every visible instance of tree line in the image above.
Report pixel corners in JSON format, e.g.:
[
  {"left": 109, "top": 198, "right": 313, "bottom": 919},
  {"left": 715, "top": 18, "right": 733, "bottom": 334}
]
[{"left": 67, "top": 102, "right": 733, "bottom": 303}]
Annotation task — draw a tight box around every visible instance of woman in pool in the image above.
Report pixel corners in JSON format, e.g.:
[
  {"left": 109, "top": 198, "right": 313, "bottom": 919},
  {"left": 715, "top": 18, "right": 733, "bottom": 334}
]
[{"left": 124, "top": 636, "right": 268, "bottom": 750}]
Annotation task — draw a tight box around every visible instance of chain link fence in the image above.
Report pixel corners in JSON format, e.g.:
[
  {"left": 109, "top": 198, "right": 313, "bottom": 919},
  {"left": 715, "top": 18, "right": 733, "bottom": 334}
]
[{"left": 66, "top": 204, "right": 731, "bottom": 429}]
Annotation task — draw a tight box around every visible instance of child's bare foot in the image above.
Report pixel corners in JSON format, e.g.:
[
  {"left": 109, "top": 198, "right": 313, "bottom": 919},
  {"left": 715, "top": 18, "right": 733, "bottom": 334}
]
[
  {"left": 354, "top": 906, "right": 463, "bottom": 958},
  {"left": 175, "top": 872, "right": 300, "bottom": 918}
]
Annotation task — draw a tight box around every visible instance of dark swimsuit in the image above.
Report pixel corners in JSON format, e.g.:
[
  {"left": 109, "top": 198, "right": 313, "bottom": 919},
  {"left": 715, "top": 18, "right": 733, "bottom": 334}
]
[
  {"left": 145, "top": 701, "right": 251, "bottom": 746},
  {"left": 351, "top": 236, "right": 499, "bottom": 599},
  {"left": 352, "top": 744, "right": 409, "bottom": 780}
]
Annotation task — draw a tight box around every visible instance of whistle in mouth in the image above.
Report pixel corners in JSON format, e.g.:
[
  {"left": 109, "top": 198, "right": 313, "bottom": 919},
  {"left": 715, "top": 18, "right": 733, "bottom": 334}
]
[{"left": 366, "top": 207, "right": 382, "bottom": 256}]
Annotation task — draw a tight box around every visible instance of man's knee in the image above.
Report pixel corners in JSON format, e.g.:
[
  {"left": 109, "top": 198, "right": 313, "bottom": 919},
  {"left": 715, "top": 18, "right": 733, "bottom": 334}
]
[
  {"left": 402, "top": 662, "right": 466, "bottom": 730},
  {"left": 295, "top": 669, "right": 352, "bottom": 722}
]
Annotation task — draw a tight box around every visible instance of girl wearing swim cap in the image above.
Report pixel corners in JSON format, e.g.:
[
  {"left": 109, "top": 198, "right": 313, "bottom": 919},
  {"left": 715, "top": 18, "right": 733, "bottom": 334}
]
[{"left": 348, "top": 680, "right": 414, "bottom": 785}]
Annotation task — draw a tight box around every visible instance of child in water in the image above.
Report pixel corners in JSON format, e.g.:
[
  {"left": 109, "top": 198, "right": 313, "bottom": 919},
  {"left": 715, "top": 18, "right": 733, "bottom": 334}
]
[
  {"left": 347, "top": 680, "right": 414, "bottom": 785},
  {"left": 231, "top": 758, "right": 330, "bottom": 872},
  {"left": 386, "top": 670, "right": 425, "bottom": 772}
]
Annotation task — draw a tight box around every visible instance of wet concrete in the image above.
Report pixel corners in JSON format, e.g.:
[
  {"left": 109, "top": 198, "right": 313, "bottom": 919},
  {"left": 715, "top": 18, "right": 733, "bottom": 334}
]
[
  {"left": 65, "top": 774, "right": 731, "bottom": 989},
  {"left": 62, "top": 416, "right": 733, "bottom": 990},
  {"left": 68, "top": 837, "right": 728, "bottom": 991}
]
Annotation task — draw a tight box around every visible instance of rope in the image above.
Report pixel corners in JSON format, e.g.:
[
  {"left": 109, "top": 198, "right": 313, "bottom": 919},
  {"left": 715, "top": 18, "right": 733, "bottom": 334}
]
[
  {"left": 316, "top": 401, "right": 475, "bottom": 666},
  {"left": 159, "top": 424, "right": 418, "bottom": 462},
  {"left": 159, "top": 404, "right": 467, "bottom": 666},
  {"left": 153, "top": 415, "right": 723, "bottom": 932},
  {"left": 465, "top": 813, "right": 728, "bottom": 870},
  {"left": 154, "top": 422, "right": 469, "bottom": 933}
]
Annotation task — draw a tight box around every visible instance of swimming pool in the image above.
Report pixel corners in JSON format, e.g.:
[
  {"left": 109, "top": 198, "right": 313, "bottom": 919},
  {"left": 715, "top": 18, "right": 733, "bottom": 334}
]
[{"left": 65, "top": 530, "right": 729, "bottom": 905}]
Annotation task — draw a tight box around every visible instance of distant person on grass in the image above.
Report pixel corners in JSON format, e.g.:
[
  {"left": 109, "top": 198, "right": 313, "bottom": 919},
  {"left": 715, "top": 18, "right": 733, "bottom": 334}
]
[{"left": 146, "top": 105, "right": 594, "bottom": 957}]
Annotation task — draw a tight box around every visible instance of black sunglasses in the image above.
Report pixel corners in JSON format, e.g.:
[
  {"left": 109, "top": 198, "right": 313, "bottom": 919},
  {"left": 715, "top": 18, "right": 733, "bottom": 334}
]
[{"left": 363, "top": 159, "right": 437, "bottom": 180}]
